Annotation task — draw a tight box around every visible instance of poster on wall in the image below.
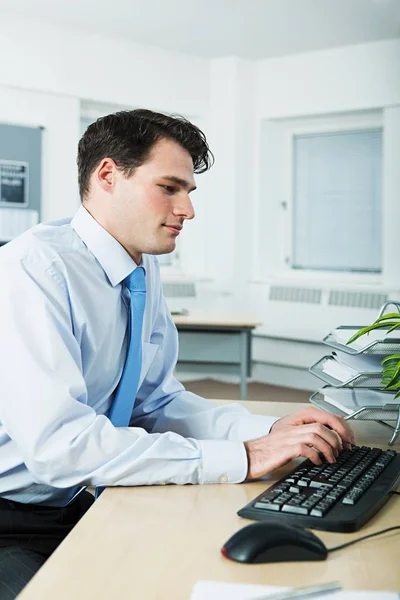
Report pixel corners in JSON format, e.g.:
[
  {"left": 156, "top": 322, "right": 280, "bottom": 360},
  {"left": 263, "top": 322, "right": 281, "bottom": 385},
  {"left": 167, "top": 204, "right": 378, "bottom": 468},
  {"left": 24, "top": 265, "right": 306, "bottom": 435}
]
[{"left": 0, "top": 160, "right": 29, "bottom": 207}]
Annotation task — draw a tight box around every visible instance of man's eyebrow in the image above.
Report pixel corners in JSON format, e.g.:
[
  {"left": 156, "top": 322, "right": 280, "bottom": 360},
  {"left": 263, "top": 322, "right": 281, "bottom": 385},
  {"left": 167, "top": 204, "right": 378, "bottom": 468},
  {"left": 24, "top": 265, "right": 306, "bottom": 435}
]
[{"left": 161, "top": 176, "right": 197, "bottom": 193}]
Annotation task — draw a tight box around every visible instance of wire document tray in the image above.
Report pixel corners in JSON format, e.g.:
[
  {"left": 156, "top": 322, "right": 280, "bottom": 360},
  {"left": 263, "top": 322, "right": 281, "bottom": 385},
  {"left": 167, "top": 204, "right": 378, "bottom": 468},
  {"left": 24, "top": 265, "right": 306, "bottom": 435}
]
[
  {"left": 323, "top": 325, "right": 400, "bottom": 356},
  {"left": 310, "top": 387, "right": 400, "bottom": 445},
  {"left": 310, "top": 355, "right": 384, "bottom": 389},
  {"left": 323, "top": 301, "right": 400, "bottom": 356},
  {"left": 310, "top": 301, "right": 400, "bottom": 445}
]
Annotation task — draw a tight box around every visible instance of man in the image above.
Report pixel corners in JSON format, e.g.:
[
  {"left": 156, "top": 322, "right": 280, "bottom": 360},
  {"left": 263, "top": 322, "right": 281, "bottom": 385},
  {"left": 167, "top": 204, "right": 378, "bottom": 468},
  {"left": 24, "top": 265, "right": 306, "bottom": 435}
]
[{"left": 0, "top": 109, "right": 353, "bottom": 597}]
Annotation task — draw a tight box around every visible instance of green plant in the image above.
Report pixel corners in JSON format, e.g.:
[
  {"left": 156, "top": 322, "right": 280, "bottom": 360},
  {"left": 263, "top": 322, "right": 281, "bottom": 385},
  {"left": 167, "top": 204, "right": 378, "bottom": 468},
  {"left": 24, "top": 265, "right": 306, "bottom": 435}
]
[{"left": 347, "top": 312, "right": 400, "bottom": 398}]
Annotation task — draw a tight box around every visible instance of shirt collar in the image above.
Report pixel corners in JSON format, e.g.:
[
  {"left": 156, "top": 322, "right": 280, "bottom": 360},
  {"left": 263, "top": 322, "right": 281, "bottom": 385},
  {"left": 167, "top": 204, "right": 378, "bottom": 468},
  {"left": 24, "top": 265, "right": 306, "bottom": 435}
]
[{"left": 70, "top": 205, "right": 140, "bottom": 287}]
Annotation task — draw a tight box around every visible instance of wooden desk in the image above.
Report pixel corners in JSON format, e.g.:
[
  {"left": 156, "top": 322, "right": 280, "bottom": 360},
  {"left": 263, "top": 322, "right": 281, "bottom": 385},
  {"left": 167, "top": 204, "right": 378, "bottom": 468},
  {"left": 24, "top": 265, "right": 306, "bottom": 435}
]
[
  {"left": 172, "top": 311, "right": 261, "bottom": 400},
  {"left": 19, "top": 401, "right": 400, "bottom": 600}
]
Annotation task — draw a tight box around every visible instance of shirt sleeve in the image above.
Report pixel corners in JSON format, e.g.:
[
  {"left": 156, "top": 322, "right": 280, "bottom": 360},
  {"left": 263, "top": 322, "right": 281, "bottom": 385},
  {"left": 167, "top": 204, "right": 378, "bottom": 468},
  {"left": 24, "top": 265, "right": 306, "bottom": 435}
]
[
  {"left": 132, "top": 273, "right": 280, "bottom": 484},
  {"left": 0, "top": 256, "right": 255, "bottom": 488}
]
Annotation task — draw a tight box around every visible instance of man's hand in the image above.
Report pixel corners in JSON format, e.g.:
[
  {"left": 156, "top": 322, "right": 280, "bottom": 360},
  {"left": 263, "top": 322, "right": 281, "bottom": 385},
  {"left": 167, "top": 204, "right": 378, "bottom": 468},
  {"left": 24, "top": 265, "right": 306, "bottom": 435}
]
[{"left": 244, "top": 407, "right": 355, "bottom": 481}]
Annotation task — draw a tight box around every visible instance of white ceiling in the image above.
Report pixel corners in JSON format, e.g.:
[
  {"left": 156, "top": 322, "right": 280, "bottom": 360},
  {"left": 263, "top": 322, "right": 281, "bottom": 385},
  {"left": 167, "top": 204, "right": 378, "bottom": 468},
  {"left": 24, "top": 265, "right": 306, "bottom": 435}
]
[{"left": 1, "top": 0, "right": 399, "bottom": 60}]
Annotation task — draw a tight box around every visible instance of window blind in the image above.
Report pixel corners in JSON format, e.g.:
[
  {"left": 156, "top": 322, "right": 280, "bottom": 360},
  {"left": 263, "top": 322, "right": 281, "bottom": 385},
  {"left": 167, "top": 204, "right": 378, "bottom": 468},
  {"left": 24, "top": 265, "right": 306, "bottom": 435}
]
[{"left": 292, "top": 128, "right": 382, "bottom": 272}]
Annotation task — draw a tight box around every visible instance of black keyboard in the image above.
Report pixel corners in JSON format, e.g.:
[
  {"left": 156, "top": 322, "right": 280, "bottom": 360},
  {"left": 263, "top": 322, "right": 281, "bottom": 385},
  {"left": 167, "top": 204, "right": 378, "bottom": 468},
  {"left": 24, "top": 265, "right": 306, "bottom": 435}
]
[{"left": 238, "top": 446, "right": 400, "bottom": 532}]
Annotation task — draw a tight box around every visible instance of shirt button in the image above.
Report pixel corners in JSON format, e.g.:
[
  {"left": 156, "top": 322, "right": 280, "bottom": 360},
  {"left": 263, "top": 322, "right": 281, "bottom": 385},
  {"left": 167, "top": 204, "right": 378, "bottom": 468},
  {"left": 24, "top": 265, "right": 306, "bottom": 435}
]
[
  {"left": 219, "top": 474, "right": 229, "bottom": 484},
  {"left": 159, "top": 481, "right": 167, "bottom": 486}
]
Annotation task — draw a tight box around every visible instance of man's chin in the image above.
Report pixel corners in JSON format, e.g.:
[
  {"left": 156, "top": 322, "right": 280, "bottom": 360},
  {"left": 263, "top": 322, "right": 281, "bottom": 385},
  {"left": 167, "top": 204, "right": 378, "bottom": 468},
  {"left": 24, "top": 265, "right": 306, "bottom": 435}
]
[{"left": 148, "top": 246, "right": 175, "bottom": 257}]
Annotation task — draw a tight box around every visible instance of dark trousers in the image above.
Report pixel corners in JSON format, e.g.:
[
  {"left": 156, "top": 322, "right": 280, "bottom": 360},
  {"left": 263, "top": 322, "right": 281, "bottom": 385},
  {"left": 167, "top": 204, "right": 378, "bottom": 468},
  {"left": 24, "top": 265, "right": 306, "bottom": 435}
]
[{"left": 0, "top": 491, "right": 94, "bottom": 599}]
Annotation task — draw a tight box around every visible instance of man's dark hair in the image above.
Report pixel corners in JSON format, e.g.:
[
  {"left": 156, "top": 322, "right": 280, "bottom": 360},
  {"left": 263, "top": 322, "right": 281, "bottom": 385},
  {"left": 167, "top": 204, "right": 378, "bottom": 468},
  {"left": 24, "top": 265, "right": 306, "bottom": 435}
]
[{"left": 77, "top": 108, "right": 214, "bottom": 200}]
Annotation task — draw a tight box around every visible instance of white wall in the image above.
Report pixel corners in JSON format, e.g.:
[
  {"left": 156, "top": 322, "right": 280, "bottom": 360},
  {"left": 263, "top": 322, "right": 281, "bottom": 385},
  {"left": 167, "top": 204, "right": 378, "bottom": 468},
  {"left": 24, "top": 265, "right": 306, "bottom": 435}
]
[
  {"left": 0, "top": 13, "right": 209, "bottom": 116},
  {"left": 0, "top": 13, "right": 210, "bottom": 224},
  {"left": 256, "top": 39, "right": 400, "bottom": 118},
  {"left": 203, "top": 58, "right": 257, "bottom": 293},
  {"left": 202, "top": 39, "right": 400, "bottom": 293},
  {"left": 252, "top": 39, "right": 400, "bottom": 289}
]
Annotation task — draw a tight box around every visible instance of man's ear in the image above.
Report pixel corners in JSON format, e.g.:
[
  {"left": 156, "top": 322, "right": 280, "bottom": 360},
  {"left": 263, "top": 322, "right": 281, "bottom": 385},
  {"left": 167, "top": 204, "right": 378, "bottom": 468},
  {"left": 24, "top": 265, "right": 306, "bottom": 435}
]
[{"left": 95, "top": 158, "right": 117, "bottom": 194}]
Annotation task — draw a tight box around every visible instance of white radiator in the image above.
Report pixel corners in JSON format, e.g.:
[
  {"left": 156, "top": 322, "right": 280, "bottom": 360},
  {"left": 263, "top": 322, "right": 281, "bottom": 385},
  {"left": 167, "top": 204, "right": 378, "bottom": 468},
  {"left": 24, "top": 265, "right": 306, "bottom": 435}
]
[{"left": 248, "top": 282, "right": 399, "bottom": 343}]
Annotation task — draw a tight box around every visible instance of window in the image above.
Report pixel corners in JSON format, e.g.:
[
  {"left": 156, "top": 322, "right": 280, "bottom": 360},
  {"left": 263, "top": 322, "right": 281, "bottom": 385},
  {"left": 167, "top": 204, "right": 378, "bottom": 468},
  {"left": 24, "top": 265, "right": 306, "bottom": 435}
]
[
  {"left": 292, "top": 128, "right": 382, "bottom": 273},
  {"left": 256, "top": 110, "right": 389, "bottom": 285}
]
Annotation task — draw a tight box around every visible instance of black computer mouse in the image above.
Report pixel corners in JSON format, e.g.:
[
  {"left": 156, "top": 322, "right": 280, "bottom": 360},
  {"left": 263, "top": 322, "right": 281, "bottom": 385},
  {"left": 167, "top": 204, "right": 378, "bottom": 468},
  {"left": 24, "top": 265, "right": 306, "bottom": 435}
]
[{"left": 221, "top": 521, "right": 328, "bottom": 564}]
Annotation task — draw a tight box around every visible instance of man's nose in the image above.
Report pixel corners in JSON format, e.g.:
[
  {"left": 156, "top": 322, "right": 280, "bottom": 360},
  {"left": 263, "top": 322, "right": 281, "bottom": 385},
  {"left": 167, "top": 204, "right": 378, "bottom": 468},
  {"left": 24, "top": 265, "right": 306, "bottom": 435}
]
[{"left": 173, "top": 194, "right": 195, "bottom": 220}]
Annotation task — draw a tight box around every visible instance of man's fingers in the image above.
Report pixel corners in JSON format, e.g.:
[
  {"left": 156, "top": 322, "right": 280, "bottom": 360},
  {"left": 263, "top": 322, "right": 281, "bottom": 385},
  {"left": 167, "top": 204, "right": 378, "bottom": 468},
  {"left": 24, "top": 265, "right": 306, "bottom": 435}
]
[
  {"left": 321, "top": 413, "right": 355, "bottom": 445},
  {"left": 292, "top": 443, "right": 322, "bottom": 465},
  {"left": 299, "top": 423, "right": 343, "bottom": 453},
  {"left": 299, "top": 432, "right": 337, "bottom": 463},
  {"left": 299, "top": 407, "right": 355, "bottom": 445},
  {"left": 246, "top": 412, "right": 357, "bottom": 479},
  {"left": 260, "top": 443, "right": 323, "bottom": 475}
]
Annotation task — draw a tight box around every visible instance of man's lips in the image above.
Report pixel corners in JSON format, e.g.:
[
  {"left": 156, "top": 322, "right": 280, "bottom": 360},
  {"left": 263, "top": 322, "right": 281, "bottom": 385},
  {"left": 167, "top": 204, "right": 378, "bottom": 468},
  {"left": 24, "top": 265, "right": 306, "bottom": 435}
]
[{"left": 164, "top": 224, "right": 182, "bottom": 234}]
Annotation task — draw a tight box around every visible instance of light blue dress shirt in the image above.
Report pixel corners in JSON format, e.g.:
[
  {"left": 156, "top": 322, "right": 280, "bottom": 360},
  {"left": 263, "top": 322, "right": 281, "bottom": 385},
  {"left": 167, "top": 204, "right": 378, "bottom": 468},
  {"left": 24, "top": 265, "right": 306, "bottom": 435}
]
[{"left": 0, "top": 205, "right": 277, "bottom": 506}]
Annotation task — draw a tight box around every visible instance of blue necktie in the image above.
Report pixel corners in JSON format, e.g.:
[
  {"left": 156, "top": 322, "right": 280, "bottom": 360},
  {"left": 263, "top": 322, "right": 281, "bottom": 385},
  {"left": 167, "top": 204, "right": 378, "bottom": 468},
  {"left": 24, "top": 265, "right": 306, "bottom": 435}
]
[
  {"left": 95, "top": 266, "right": 146, "bottom": 498},
  {"left": 108, "top": 266, "right": 147, "bottom": 426}
]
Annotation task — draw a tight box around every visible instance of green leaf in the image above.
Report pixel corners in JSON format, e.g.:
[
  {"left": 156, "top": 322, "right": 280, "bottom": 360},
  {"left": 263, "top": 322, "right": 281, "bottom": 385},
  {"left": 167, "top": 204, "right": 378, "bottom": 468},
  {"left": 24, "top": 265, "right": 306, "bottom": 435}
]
[
  {"left": 382, "top": 371, "right": 400, "bottom": 379},
  {"left": 381, "top": 364, "right": 399, "bottom": 372},
  {"left": 382, "top": 354, "right": 400, "bottom": 364},
  {"left": 374, "top": 313, "right": 400, "bottom": 323},
  {"left": 346, "top": 321, "right": 400, "bottom": 345},
  {"left": 386, "top": 380, "right": 400, "bottom": 391},
  {"left": 383, "top": 359, "right": 400, "bottom": 374},
  {"left": 381, "top": 354, "right": 400, "bottom": 389},
  {"left": 382, "top": 367, "right": 397, "bottom": 377},
  {"left": 387, "top": 368, "right": 400, "bottom": 388},
  {"left": 382, "top": 368, "right": 399, "bottom": 377},
  {"left": 382, "top": 368, "right": 395, "bottom": 379},
  {"left": 384, "top": 383, "right": 400, "bottom": 391}
]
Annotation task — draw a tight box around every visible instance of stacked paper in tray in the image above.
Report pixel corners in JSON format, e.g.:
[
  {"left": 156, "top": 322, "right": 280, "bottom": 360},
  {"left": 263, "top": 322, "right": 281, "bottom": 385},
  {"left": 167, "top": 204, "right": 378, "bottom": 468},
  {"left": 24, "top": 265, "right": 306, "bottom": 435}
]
[
  {"left": 316, "top": 352, "right": 383, "bottom": 386},
  {"left": 310, "top": 324, "right": 400, "bottom": 388},
  {"left": 309, "top": 323, "right": 400, "bottom": 421},
  {"left": 310, "top": 386, "right": 400, "bottom": 417}
]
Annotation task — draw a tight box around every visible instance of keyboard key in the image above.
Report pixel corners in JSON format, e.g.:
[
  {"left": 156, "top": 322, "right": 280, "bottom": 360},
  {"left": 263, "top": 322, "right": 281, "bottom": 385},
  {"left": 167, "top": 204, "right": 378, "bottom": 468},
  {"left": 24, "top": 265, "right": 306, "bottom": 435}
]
[
  {"left": 273, "top": 497, "right": 288, "bottom": 506},
  {"left": 254, "top": 502, "right": 281, "bottom": 511},
  {"left": 259, "top": 489, "right": 282, "bottom": 502},
  {"left": 302, "top": 499, "right": 319, "bottom": 509},
  {"left": 282, "top": 504, "right": 309, "bottom": 515},
  {"left": 309, "top": 481, "right": 334, "bottom": 490},
  {"left": 342, "top": 488, "right": 363, "bottom": 505},
  {"left": 297, "top": 479, "right": 310, "bottom": 487},
  {"left": 310, "top": 505, "right": 329, "bottom": 517}
]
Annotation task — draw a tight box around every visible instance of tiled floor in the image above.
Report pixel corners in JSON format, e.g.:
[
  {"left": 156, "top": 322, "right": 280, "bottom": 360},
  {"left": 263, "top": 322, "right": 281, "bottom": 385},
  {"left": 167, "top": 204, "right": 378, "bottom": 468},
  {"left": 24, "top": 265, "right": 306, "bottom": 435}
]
[{"left": 183, "top": 379, "right": 311, "bottom": 403}]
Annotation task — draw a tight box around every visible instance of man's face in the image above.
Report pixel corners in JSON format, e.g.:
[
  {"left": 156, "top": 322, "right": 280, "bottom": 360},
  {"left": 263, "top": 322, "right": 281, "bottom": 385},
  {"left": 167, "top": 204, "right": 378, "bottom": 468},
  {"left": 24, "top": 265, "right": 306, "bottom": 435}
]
[{"left": 95, "top": 137, "right": 196, "bottom": 264}]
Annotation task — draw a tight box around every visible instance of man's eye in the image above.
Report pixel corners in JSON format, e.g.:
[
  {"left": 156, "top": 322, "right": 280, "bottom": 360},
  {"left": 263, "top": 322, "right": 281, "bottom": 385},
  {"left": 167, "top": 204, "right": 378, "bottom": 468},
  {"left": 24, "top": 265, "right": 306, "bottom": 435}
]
[{"left": 162, "top": 185, "right": 176, "bottom": 194}]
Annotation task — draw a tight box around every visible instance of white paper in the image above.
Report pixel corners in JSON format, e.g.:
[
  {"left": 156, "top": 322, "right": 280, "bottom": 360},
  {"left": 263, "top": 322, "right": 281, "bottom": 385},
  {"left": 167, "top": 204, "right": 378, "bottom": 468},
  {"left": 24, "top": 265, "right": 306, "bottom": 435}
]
[
  {"left": 331, "top": 327, "right": 399, "bottom": 351},
  {"left": 321, "top": 357, "right": 359, "bottom": 383},
  {"left": 0, "top": 208, "right": 38, "bottom": 241},
  {"left": 190, "top": 581, "right": 287, "bottom": 600},
  {"left": 320, "top": 387, "right": 399, "bottom": 416},
  {"left": 190, "top": 580, "right": 398, "bottom": 600},
  {"left": 332, "top": 350, "right": 383, "bottom": 372}
]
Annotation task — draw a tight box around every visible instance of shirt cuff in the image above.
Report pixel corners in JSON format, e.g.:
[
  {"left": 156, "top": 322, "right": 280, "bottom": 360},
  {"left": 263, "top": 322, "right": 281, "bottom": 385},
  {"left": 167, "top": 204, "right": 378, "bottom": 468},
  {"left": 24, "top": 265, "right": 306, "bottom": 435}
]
[{"left": 197, "top": 439, "right": 248, "bottom": 484}]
